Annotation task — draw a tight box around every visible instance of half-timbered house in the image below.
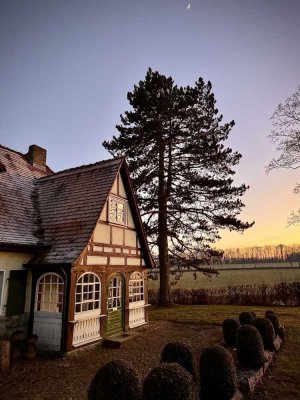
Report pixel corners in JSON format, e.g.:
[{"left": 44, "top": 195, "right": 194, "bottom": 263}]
[{"left": 0, "top": 144, "right": 154, "bottom": 353}]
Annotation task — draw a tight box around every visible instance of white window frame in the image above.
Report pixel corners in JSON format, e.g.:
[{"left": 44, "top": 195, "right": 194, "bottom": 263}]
[
  {"left": 129, "top": 272, "right": 144, "bottom": 304},
  {"left": 108, "top": 195, "right": 128, "bottom": 226},
  {"left": 75, "top": 272, "right": 101, "bottom": 314},
  {"left": 107, "top": 275, "right": 123, "bottom": 310},
  {"left": 0, "top": 270, "right": 5, "bottom": 316},
  {"left": 35, "top": 273, "right": 64, "bottom": 313}
]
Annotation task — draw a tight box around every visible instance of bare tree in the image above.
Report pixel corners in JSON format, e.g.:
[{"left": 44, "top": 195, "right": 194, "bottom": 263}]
[{"left": 266, "top": 86, "right": 300, "bottom": 225}]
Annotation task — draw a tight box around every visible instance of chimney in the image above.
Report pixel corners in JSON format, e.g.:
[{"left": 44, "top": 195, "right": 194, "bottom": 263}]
[{"left": 27, "top": 145, "right": 47, "bottom": 169}]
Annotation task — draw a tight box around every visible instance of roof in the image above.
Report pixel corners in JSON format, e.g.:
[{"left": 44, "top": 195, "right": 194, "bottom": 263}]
[
  {"left": 0, "top": 145, "right": 154, "bottom": 268},
  {"left": 0, "top": 145, "right": 52, "bottom": 247},
  {"left": 33, "top": 158, "right": 123, "bottom": 264}
]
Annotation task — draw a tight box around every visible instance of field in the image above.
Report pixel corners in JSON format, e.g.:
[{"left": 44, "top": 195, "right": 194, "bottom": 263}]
[
  {"left": 148, "top": 266, "right": 300, "bottom": 290},
  {"left": 149, "top": 304, "right": 300, "bottom": 400}
]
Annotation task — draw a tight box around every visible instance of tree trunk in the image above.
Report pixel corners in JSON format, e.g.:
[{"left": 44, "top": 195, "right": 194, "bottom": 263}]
[{"left": 158, "top": 140, "right": 171, "bottom": 306}]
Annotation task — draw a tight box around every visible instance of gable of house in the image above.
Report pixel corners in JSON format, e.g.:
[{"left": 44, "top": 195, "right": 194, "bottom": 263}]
[{"left": 83, "top": 170, "right": 147, "bottom": 269}]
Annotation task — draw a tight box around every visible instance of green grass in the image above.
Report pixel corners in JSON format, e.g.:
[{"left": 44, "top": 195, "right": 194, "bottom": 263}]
[
  {"left": 149, "top": 305, "right": 300, "bottom": 400},
  {"left": 148, "top": 268, "right": 300, "bottom": 289}
]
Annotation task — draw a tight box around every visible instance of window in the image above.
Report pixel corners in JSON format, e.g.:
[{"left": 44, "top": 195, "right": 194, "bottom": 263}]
[
  {"left": 75, "top": 273, "right": 101, "bottom": 313},
  {"left": 129, "top": 272, "right": 144, "bottom": 303},
  {"left": 107, "top": 275, "right": 122, "bottom": 310},
  {"left": 109, "top": 195, "right": 127, "bottom": 225},
  {"left": 35, "top": 273, "right": 64, "bottom": 313}
]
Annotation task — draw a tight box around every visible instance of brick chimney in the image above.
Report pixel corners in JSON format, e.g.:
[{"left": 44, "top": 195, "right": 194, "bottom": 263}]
[{"left": 27, "top": 145, "right": 47, "bottom": 168}]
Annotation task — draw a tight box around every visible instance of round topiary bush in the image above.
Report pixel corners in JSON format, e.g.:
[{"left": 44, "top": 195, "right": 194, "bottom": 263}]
[
  {"left": 160, "top": 342, "right": 196, "bottom": 380},
  {"left": 278, "top": 325, "right": 287, "bottom": 341},
  {"left": 239, "top": 311, "right": 255, "bottom": 325},
  {"left": 199, "top": 345, "right": 237, "bottom": 400},
  {"left": 222, "top": 319, "right": 241, "bottom": 346},
  {"left": 236, "top": 325, "right": 265, "bottom": 369},
  {"left": 252, "top": 317, "right": 276, "bottom": 350},
  {"left": 142, "top": 363, "right": 198, "bottom": 400},
  {"left": 88, "top": 360, "right": 141, "bottom": 400},
  {"left": 265, "top": 313, "right": 281, "bottom": 334},
  {"left": 265, "top": 310, "right": 275, "bottom": 317}
]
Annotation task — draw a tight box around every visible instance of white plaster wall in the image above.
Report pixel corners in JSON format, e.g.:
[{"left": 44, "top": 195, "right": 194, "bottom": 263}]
[
  {"left": 86, "top": 255, "right": 108, "bottom": 265},
  {"left": 112, "top": 226, "right": 123, "bottom": 246},
  {"left": 99, "top": 202, "right": 107, "bottom": 222},
  {"left": 110, "top": 257, "right": 125, "bottom": 266},
  {"left": 125, "top": 230, "right": 137, "bottom": 247},
  {"left": 111, "top": 177, "right": 118, "bottom": 195},
  {"left": 118, "top": 175, "right": 126, "bottom": 197},
  {"left": 93, "top": 224, "right": 110, "bottom": 244}
]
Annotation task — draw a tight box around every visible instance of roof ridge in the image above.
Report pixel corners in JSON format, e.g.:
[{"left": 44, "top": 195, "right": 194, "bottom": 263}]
[
  {"left": 37, "top": 156, "right": 124, "bottom": 181},
  {"left": 0, "top": 144, "right": 27, "bottom": 158}
]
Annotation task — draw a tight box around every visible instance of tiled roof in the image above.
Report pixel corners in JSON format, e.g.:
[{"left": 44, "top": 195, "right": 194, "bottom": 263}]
[
  {"left": 0, "top": 145, "right": 154, "bottom": 268},
  {"left": 34, "top": 158, "right": 123, "bottom": 264},
  {"left": 0, "top": 145, "right": 52, "bottom": 246}
]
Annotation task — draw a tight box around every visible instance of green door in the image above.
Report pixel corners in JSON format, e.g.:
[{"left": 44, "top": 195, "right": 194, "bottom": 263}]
[{"left": 106, "top": 274, "right": 124, "bottom": 337}]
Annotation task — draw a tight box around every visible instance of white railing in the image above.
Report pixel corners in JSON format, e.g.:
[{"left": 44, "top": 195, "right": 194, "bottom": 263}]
[
  {"left": 33, "top": 311, "right": 62, "bottom": 352},
  {"left": 129, "top": 302, "right": 147, "bottom": 328},
  {"left": 72, "top": 311, "right": 101, "bottom": 347}
]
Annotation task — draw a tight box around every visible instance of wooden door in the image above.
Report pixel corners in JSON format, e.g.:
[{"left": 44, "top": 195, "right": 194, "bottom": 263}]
[
  {"left": 33, "top": 273, "right": 64, "bottom": 352},
  {"left": 106, "top": 274, "right": 124, "bottom": 337},
  {"left": 72, "top": 273, "right": 101, "bottom": 347}
]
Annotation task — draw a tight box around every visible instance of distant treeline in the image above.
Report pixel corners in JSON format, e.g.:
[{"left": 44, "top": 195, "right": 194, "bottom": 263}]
[{"left": 222, "top": 243, "right": 300, "bottom": 264}]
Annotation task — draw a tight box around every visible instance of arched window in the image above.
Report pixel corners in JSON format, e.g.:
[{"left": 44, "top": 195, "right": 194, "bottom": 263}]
[
  {"left": 75, "top": 273, "right": 101, "bottom": 313},
  {"left": 129, "top": 272, "right": 144, "bottom": 303},
  {"left": 35, "top": 273, "right": 64, "bottom": 313}
]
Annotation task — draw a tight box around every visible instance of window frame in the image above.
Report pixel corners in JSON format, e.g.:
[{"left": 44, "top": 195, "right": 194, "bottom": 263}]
[
  {"left": 129, "top": 272, "right": 144, "bottom": 304},
  {"left": 75, "top": 272, "right": 101, "bottom": 314},
  {"left": 108, "top": 194, "right": 128, "bottom": 226},
  {"left": 35, "top": 273, "right": 64, "bottom": 313}
]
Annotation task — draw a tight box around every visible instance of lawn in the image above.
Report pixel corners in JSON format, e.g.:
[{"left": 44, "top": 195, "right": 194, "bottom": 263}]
[
  {"left": 148, "top": 268, "right": 300, "bottom": 289},
  {"left": 149, "top": 304, "right": 300, "bottom": 400}
]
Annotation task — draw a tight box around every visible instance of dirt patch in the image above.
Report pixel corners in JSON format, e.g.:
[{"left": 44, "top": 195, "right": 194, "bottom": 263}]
[{"left": 0, "top": 321, "right": 221, "bottom": 400}]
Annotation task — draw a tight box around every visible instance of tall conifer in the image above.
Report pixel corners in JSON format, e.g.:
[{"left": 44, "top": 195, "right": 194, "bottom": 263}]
[{"left": 103, "top": 69, "right": 253, "bottom": 305}]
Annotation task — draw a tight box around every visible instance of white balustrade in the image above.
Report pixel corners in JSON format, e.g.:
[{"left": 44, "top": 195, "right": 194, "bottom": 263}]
[{"left": 72, "top": 312, "right": 101, "bottom": 347}]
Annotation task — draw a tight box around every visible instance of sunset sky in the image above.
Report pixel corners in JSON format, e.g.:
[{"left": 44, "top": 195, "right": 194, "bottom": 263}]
[{"left": 0, "top": 0, "right": 299, "bottom": 249}]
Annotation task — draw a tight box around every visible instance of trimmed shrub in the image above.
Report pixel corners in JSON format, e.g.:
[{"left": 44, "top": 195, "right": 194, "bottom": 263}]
[
  {"left": 278, "top": 325, "right": 287, "bottom": 341},
  {"left": 88, "top": 360, "right": 141, "bottom": 400},
  {"left": 265, "top": 313, "right": 281, "bottom": 334},
  {"left": 161, "top": 342, "right": 196, "bottom": 380},
  {"left": 200, "top": 345, "right": 237, "bottom": 400},
  {"left": 239, "top": 311, "right": 255, "bottom": 325},
  {"left": 222, "top": 319, "right": 241, "bottom": 346},
  {"left": 252, "top": 318, "right": 276, "bottom": 350},
  {"left": 265, "top": 310, "right": 275, "bottom": 317},
  {"left": 236, "top": 325, "right": 265, "bottom": 369},
  {"left": 142, "top": 363, "right": 198, "bottom": 400}
]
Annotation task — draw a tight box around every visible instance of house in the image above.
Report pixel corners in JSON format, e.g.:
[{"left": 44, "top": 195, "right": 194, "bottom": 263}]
[{"left": 0, "top": 144, "right": 154, "bottom": 353}]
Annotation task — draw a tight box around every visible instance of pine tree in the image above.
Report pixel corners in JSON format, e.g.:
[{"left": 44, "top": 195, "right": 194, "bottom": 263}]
[{"left": 103, "top": 68, "right": 253, "bottom": 305}]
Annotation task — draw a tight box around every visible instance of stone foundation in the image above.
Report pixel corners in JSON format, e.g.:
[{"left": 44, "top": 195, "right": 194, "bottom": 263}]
[{"left": 0, "top": 313, "right": 29, "bottom": 339}]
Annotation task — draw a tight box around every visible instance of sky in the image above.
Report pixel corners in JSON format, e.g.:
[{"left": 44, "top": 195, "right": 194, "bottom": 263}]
[{"left": 0, "top": 0, "right": 299, "bottom": 249}]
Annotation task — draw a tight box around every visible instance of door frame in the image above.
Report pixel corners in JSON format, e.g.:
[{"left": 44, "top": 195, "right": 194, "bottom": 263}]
[
  {"left": 33, "top": 272, "right": 64, "bottom": 352},
  {"left": 105, "top": 273, "right": 125, "bottom": 337}
]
